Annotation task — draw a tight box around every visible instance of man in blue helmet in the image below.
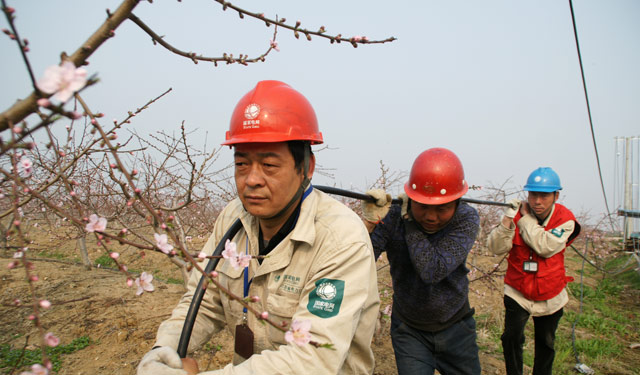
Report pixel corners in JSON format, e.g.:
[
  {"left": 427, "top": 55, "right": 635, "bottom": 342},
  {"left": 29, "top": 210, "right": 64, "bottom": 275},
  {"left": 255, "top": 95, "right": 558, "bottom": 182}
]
[{"left": 487, "top": 167, "right": 581, "bottom": 375}]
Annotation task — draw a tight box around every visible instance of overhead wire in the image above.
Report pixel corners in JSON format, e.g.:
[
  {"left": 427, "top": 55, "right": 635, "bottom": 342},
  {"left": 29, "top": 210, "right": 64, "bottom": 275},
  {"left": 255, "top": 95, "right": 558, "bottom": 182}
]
[{"left": 567, "top": 0, "right": 617, "bottom": 232}]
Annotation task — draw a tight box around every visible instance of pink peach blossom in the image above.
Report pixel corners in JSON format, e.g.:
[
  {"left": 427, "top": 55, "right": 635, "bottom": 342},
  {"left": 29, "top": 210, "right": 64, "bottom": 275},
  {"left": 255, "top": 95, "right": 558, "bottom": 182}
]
[
  {"left": 221, "top": 240, "right": 251, "bottom": 269},
  {"left": 284, "top": 319, "right": 312, "bottom": 345},
  {"left": 270, "top": 39, "right": 280, "bottom": 52},
  {"left": 19, "top": 157, "right": 33, "bottom": 177},
  {"left": 36, "top": 61, "right": 88, "bottom": 103},
  {"left": 20, "top": 363, "right": 49, "bottom": 375},
  {"left": 44, "top": 332, "right": 60, "bottom": 347},
  {"left": 135, "top": 272, "right": 154, "bottom": 295},
  {"left": 85, "top": 214, "right": 107, "bottom": 233},
  {"left": 154, "top": 233, "right": 173, "bottom": 254}
]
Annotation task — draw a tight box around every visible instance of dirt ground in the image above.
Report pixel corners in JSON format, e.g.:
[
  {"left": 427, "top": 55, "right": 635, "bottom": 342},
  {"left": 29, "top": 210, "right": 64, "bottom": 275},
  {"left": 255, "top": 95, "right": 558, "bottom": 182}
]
[{"left": 0, "top": 233, "right": 638, "bottom": 374}]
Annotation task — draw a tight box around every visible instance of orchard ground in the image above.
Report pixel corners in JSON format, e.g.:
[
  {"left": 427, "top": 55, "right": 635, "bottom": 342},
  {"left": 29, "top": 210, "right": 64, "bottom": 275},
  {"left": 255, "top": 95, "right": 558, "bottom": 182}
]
[{"left": 1, "top": 224, "right": 639, "bottom": 374}]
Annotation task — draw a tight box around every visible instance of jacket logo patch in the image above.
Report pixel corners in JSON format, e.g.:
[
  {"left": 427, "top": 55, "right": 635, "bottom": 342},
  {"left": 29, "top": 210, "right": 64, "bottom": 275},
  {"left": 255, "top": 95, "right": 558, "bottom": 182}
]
[
  {"left": 307, "top": 278, "right": 344, "bottom": 318},
  {"left": 550, "top": 228, "right": 564, "bottom": 238}
]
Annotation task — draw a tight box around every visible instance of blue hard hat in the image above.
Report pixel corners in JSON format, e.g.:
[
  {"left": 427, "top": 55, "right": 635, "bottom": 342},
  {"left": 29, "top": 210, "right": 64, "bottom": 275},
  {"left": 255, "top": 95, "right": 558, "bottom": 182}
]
[{"left": 523, "top": 167, "right": 562, "bottom": 192}]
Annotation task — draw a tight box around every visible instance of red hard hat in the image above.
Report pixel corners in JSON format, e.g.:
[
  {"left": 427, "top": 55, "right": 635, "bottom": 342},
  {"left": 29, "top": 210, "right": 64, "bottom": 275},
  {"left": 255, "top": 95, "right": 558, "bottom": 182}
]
[
  {"left": 404, "top": 148, "right": 469, "bottom": 205},
  {"left": 222, "top": 80, "right": 323, "bottom": 146}
]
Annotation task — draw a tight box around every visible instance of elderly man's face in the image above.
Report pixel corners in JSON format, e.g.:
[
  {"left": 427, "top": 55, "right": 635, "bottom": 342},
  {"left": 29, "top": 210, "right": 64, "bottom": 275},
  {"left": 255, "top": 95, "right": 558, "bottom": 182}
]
[{"left": 234, "top": 142, "right": 305, "bottom": 219}]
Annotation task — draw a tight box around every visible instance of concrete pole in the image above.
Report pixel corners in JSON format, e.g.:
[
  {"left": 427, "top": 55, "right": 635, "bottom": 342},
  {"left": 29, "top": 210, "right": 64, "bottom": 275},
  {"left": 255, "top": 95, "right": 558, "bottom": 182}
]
[{"left": 624, "top": 137, "right": 633, "bottom": 245}]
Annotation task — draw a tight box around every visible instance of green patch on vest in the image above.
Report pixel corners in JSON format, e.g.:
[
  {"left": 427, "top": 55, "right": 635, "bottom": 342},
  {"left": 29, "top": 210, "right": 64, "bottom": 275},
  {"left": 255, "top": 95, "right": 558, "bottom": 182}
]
[
  {"left": 307, "top": 278, "right": 344, "bottom": 318},
  {"left": 551, "top": 228, "right": 564, "bottom": 238}
]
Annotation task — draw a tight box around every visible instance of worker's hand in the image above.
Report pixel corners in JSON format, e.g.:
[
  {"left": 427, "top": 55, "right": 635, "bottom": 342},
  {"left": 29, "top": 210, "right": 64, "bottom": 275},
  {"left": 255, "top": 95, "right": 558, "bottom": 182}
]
[
  {"left": 398, "top": 193, "right": 410, "bottom": 219},
  {"left": 182, "top": 358, "right": 199, "bottom": 375},
  {"left": 137, "top": 347, "right": 187, "bottom": 375},
  {"left": 361, "top": 189, "right": 392, "bottom": 223},
  {"left": 504, "top": 199, "right": 521, "bottom": 219}
]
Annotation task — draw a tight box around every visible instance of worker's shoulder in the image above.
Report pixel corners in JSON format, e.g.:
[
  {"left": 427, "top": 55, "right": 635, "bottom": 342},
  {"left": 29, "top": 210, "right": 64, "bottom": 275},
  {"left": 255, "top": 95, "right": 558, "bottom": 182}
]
[
  {"left": 457, "top": 201, "right": 479, "bottom": 220},
  {"left": 309, "top": 189, "right": 369, "bottom": 238}
]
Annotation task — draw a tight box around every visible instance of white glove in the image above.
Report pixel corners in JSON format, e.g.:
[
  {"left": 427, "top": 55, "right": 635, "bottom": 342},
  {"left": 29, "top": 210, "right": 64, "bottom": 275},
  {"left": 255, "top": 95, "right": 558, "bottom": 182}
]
[
  {"left": 137, "top": 347, "right": 187, "bottom": 375},
  {"left": 504, "top": 199, "right": 521, "bottom": 219},
  {"left": 398, "top": 193, "right": 410, "bottom": 218},
  {"left": 361, "top": 189, "right": 392, "bottom": 222}
]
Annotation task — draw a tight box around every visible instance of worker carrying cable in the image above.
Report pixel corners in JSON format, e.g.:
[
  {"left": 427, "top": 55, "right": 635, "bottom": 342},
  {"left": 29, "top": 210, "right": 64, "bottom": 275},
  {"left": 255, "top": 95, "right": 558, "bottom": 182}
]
[
  {"left": 137, "top": 80, "right": 380, "bottom": 375},
  {"left": 486, "top": 167, "right": 581, "bottom": 375},
  {"left": 361, "top": 147, "right": 482, "bottom": 375}
]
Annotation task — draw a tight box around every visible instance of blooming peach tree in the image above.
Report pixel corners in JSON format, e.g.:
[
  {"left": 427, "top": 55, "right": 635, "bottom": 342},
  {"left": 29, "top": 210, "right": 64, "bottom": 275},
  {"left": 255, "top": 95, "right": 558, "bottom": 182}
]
[{"left": 1, "top": 0, "right": 394, "bottom": 373}]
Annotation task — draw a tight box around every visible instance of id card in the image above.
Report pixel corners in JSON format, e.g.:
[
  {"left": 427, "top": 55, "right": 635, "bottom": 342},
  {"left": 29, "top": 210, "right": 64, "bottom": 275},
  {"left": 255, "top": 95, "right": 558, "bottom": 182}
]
[
  {"left": 523, "top": 260, "right": 538, "bottom": 273},
  {"left": 234, "top": 324, "right": 254, "bottom": 359}
]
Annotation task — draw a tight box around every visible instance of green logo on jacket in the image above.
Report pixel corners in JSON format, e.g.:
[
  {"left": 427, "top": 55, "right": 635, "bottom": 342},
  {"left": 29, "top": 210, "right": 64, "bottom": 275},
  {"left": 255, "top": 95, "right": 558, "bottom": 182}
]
[
  {"left": 551, "top": 228, "right": 564, "bottom": 238},
  {"left": 307, "top": 278, "right": 344, "bottom": 318}
]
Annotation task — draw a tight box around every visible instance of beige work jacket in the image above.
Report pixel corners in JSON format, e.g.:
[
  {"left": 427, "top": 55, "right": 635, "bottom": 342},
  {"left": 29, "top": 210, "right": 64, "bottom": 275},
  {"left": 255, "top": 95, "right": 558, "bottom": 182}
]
[{"left": 155, "top": 188, "right": 380, "bottom": 374}]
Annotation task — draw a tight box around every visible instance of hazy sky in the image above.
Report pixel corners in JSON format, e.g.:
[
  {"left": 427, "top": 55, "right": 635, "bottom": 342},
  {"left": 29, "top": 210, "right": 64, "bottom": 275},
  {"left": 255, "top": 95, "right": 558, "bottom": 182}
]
[{"left": 2, "top": 0, "right": 639, "bottom": 225}]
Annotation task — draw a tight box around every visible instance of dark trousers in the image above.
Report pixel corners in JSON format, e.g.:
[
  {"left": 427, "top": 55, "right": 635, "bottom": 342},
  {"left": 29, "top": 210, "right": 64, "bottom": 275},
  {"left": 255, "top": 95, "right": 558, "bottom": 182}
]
[
  {"left": 390, "top": 314, "right": 481, "bottom": 375},
  {"left": 501, "top": 295, "right": 564, "bottom": 375}
]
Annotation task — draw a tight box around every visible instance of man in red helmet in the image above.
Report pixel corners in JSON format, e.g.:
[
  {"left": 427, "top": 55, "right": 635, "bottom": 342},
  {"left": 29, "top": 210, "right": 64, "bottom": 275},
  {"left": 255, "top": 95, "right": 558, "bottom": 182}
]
[
  {"left": 362, "top": 148, "right": 482, "bottom": 375},
  {"left": 487, "top": 167, "right": 580, "bottom": 375},
  {"left": 138, "top": 81, "right": 379, "bottom": 375}
]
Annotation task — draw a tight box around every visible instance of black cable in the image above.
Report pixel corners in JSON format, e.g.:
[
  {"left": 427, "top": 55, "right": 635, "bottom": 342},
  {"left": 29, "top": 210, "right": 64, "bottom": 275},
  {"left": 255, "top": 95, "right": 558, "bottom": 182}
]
[
  {"left": 567, "top": 0, "right": 617, "bottom": 231},
  {"left": 571, "top": 240, "right": 587, "bottom": 366},
  {"left": 569, "top": 242, "right": 636, "bottom": 275},
  {"left": 177, "top": 218, "right": 243, "bottom": 358}
]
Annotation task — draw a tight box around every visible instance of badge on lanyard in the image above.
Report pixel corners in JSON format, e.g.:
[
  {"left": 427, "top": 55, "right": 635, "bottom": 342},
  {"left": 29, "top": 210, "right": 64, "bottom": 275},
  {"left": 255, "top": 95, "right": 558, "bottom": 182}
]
[{"left": 235, "top": 238, "right": 254, "bottom": 359}]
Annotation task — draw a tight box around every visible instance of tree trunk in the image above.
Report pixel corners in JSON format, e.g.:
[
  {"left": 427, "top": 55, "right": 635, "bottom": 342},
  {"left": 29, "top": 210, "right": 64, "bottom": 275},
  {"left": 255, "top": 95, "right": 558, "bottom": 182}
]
[{"left": 77, "top": 236, "right": 92, "bottom": 270}]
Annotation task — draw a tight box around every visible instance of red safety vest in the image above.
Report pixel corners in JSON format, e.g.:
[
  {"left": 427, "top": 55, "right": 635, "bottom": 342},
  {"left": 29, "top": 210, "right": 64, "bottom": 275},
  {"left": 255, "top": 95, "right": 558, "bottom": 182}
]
[{"left": 504, "top": 204, "right": 580, "bottom": 301}]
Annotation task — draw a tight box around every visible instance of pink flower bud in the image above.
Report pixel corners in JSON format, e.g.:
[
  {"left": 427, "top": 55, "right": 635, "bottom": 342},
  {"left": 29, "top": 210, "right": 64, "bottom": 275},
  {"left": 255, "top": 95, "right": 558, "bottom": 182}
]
[
  {"left": 30, "top": 275, "right": 39, "bottom": 282},
  {"left": 132, "top": 169, "right": 138, "bottom": 175},
  {"left": 127, "top": 278, "right": 134, "bottom": 287},
  {"left": 13, "top": 220, "right": 20, "bottom": 226},
  {"left": 260, "top": 311, "right": 269, "bottom": 320},
  {"left": 44, "top": 332, "right": 60, "bottom": 347},
  {"left": 210, "top": 271, "right": 218, "bottom": 278},
  {"left": 161, "top": 223, "right": 167, "bottom": 229},
  {"left": 7, "top": 261, "right": 17, "bottom": 269},
  {"left": 250, "top": 296, "right": 260, "bottom": 302},
  {"left": 12, "top": 126, "right": 22, "bottom": 134},
  {"left": 134, "top": 188, "right": 141, "bottom": 194},
  {"left": 70, "top": 112, "right": 82, "bottom": 120},
  {"left": 37, "top": 98, "right": 51, "bottom": 107},
  {"left": 28, "top": 314, "right": 36, "bottom": 320},
  {"left": 91, "top": 118, "right": 97, "bottom": 125},
  {"left": 110, "top": 252, "right": 119, "bottom": 259},
  {"left": 39, "top": 300, "right": 51, "bottom": 309},
  {"left": 70, "top": 191, "right": 76, "bottom": 197}
]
